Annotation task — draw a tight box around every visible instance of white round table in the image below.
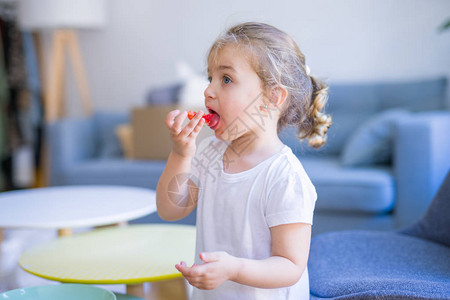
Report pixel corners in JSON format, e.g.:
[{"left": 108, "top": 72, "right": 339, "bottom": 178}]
[
  {"left": 0, "top": 185, "right": 157, "bottom": 236},
  {"left": 0, "top": 186, "right": 157, "bottom": 295}
]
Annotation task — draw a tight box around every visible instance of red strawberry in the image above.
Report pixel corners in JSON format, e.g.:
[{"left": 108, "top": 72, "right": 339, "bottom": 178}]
[
  {"left": 202, "top": 114, "right": 212, "bottom": 123},
  {"left": 187, "top": 111, "right": 196, "bottom": 120},
  {"left": 187, "top": 111, "right": 212, "bottom": 124}
]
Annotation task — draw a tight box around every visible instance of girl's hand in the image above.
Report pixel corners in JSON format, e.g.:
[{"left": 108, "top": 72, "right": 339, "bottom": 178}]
[
  {"left": 175, "top": 251, "right": 240, "bottom": 290},
  {"left": 165, "top": 110, "right": 205, "bottom": 159}
]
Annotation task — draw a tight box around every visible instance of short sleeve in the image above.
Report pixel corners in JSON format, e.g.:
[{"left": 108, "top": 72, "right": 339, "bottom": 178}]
[{"left": 265, "top": 173, "right": 317, "bottom": 227}]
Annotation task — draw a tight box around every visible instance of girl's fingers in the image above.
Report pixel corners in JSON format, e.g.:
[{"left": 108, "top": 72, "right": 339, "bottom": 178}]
[
  {"left": 181, "top": 111, "right": 204, "bottom": 136},
  {"left": 171, "top": 111, "right": 187, "bottom": 135},
  {"left": 175, "top": 264, "right": 182, "bottom": 272},
  {"left": 188, "top": 118, "right": 205, "bottom": 138},
  {"left": 167, "top": 110, "right": 205, "bottom": 139},
  {"left": 176, "top": 261, "right": 189, "bottom": 272},
  {"left": 165, "top": 110, "right": 181, "bottom": 129},
  {"left": 188, "top": 280, "right": 202, "bottom": 289}
]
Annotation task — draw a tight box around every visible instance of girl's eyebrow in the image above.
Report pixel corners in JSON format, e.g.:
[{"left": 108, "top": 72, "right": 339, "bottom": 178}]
[
  {"left": 218, "top": 65, "right": 236, "bottom": 72},
  {"left": 208, "top": 65, "right": 237, "bottom": 74}
]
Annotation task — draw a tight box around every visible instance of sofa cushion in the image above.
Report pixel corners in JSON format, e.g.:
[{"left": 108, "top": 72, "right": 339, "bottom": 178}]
[
  {"left": 325, "top": 84, "right": 380, "bottom": 155},
  {"left": 61, "top": 159, "right": 166, "bottom": 190},
  {"left": 309, "top": 231, "right": 450, "bottom": 299},
  {"left": 94, "top": 112, "right": 130, "bottom": 158},
  {"left": 341, "top": 109, "right": 409, "bottom": 166},
  {"left": 378, "top": 77, "right": 448, "bottom": 111},
  {"left": 279, "top": 84, "right": 379, "bottom": 156},
  {"left": 300, "top": 156, "right": 394, "bottom": 213}
]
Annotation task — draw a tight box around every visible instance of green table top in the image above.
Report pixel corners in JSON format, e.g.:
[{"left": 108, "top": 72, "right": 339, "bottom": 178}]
[
  {"left": 0, "top": 284, "right": 116, "bottom": 300},
  {"left": 19, "top": 224, "right": 196, "bottom": 285}
]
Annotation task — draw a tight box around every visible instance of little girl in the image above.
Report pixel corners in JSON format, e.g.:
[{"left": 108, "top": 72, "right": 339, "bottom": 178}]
[{"left": 156, "top": 22, "right": 331, "bottom": 299}]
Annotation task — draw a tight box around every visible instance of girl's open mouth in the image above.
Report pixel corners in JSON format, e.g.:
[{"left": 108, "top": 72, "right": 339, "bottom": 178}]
[{"left": 207, "top": 108, "right": 220, "bottom": 130}]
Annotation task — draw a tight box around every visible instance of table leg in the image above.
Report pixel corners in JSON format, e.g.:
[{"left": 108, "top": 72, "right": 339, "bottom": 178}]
[
  {"left": 57, "top": 228, "right": 72, "bottom": 237},
  {"left": 126, "top": 284, "right": 145, "bottom": 298},
  {"left": 148, "top": 278, "right": 188, "bottom": 300}
]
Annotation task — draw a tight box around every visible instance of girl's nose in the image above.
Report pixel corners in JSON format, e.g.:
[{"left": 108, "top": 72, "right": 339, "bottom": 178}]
[{"left": 204, "top": 83, "right": 215, "bottom": 100}]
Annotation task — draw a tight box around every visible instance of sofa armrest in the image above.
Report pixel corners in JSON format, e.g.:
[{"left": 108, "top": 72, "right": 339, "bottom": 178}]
[
  {"left": 394, "top": 111, "right": 450, "bottom": 228},
  {"left": 46, "top": 116, "right": 97, "bottom": 184}
]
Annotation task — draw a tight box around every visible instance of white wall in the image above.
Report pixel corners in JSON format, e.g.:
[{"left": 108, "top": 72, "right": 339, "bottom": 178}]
[{"left": 55, "top": 0, "right": 450, "bottom": 114}]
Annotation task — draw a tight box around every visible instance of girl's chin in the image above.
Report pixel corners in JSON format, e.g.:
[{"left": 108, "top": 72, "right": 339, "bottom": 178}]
[
  {"left": 213, "top": 127, "right": 230, "bottom": 141},
  {"left": 210, "top": 121, "right": 224, "bottom": 137},
  {"left": 214, "top": 132, "right": 238, "bottom": 143},
  {"left": 214, "top": 129, "right": 226, "bottom": 140}
]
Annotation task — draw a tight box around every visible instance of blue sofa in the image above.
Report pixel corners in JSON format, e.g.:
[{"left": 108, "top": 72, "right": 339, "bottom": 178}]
[
  {"left": 280, "top": 77, "right": 450, "bottom": 235},
  {"left": 47, "top": 77, "right": 450, "bottom": 233}
]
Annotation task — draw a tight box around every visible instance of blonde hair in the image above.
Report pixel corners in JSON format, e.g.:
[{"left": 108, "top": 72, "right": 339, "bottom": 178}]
[{"left": 208, "top": 22, "right": 332, "bottom": 148}]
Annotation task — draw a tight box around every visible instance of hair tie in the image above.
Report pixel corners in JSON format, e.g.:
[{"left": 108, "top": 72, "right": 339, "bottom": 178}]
[{"left": 305, "top": 65, "right": 311, "bottom": 76}]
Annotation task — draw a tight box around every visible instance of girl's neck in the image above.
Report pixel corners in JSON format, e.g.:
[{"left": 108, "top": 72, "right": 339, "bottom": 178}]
[
  {"left": 223, "top": 130, "right": 285, "bottom": 174},
  {"left": 229, "top": 133, "right": 283, "bottom": 157}
]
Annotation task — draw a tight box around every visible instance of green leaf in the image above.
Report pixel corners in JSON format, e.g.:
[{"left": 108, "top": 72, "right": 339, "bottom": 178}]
[{"left": 438, "top": 18, "right": 450, "bottom": 32}]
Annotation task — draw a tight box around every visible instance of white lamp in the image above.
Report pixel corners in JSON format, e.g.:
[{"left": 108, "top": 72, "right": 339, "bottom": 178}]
[{"left": 17, "top": 0, "right": 107, "bottom": 122}]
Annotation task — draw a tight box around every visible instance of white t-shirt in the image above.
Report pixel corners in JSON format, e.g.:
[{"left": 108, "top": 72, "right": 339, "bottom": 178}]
[{"left": 190, "top": 136, "right": 317, "bottom": 300}]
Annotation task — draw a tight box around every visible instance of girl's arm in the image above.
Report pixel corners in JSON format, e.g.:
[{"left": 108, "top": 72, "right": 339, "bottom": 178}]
[
  {"left": 156, "top": 110, "right": 205, "bottom": 221},
  {"left": 234, "top": 222, "right": 311, "bottom": 288},
  {"left": 176, "top": 223, "right": 311, "bottom": 289}
]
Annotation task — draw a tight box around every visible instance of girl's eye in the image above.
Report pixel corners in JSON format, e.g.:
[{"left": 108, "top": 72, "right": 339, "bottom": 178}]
[
  {"left": 207, "top": 76, "right": 212, "bottom": 83},
  {"left": 223, "top": 76, "right": 232, "bottom": 84}
]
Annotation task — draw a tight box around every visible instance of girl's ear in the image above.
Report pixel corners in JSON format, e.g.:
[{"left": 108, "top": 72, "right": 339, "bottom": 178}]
[{"left": 270, "top": 86, "right": 288, "bottom": 107}]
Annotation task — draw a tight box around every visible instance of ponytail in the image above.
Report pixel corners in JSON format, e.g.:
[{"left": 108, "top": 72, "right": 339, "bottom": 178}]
[
  {"left": 278, "top": 73, "right": 332, "bottom": 149},
  {"left": 302, "top": 76, "right": 332, "bottom": 149}
]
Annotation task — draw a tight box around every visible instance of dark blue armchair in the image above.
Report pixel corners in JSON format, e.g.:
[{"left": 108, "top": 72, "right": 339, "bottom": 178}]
[{"left": 308, "top": 170, "right": 450, "bottom": 299}]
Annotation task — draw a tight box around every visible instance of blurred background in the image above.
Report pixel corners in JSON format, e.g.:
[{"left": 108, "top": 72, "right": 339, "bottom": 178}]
[
  {"left": 1, "top": 0, "right": 449, "bottom": 190},
  {"left": 44, "top": 0, "right": 450, "bottom": 114},
  {"left": 0, "top": 0, "right": 450, "bottom": 296}
]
